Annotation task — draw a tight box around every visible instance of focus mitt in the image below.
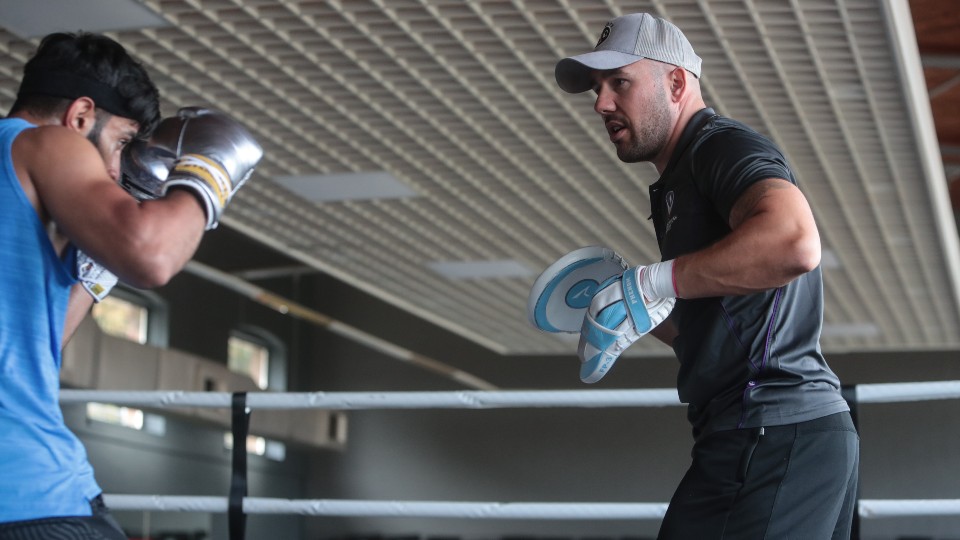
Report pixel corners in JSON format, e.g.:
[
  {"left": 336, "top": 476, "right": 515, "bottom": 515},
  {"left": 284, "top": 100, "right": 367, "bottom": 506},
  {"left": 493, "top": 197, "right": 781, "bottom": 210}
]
[
  {"left": 577, "top": 266, "right": 675, "bottom": 383},
  {"left": 527, "top": 246, "right": 628, "bottom": 333}
]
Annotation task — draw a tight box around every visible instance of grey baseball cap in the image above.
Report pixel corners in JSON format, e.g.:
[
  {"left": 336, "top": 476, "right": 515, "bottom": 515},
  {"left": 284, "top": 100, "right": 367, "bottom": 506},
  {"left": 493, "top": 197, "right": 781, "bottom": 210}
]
[{"left": 555, "top": 13, "right": 702, "bottom": 94}]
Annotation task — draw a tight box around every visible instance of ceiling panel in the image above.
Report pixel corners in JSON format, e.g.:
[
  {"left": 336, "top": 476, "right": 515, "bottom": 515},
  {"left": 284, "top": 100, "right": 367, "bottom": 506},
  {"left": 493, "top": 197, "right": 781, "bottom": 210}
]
[{"left": 1, "top": 0, "right": 958, "bottom": 359}]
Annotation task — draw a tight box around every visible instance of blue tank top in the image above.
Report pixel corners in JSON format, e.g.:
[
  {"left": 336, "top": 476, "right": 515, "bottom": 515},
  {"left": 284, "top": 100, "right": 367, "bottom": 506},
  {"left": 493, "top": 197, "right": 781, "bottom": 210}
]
[{"left": 0, "top": 118, "right": 101, "bottom": 521}]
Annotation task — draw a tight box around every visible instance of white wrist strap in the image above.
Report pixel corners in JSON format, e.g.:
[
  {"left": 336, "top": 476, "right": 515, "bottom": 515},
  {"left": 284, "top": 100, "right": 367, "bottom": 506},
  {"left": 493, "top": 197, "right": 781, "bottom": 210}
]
[{"left": 639, "top": 260, "right": 678, "bottom": 301}]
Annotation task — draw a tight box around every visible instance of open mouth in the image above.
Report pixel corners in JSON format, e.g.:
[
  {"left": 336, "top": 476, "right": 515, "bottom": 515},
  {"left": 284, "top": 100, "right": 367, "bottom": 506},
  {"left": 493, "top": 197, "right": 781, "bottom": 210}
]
[{"left": 606, "top": 122, "right": 626, "bottom": 141}]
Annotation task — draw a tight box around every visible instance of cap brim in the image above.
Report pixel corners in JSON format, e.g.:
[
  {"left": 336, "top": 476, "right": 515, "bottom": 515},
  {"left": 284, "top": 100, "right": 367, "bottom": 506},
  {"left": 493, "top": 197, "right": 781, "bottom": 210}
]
[{"left": 555, "top": 50, "right": 645, "bottom": 93}]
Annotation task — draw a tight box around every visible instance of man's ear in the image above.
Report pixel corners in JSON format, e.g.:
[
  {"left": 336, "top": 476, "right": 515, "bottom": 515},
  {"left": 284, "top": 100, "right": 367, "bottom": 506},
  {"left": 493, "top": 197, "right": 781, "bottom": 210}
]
[
  {"left": 668, "top": 67, "right": 686, "bottom": 102},
  {"left": 63, "top": 97, "right": 97, "bottom": 135}
]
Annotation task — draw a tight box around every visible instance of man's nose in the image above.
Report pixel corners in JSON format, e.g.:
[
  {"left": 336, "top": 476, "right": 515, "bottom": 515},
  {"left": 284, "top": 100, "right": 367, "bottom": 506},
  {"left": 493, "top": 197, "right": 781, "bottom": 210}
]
[
  {"left": 594, "top": 87, "right": 614, "bottom": 115},
  {"left": 107, "top": 157, "right": 121, "bottom": 182}
]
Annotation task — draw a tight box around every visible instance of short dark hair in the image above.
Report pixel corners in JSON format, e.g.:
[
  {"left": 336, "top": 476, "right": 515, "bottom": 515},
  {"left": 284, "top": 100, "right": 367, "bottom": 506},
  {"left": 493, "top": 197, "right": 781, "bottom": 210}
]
[{"left": 10, "top": 32, "right": 160, "bottom": 137}]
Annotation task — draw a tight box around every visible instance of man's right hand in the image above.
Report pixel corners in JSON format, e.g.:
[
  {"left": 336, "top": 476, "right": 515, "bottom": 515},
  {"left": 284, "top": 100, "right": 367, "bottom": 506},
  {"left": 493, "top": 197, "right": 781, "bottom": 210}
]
[
  {"left": 121, "top": 106, "right": 263, "bottom": 230},
  {"left": 577, "top": 267, "right": 675, "bottom": 383}
]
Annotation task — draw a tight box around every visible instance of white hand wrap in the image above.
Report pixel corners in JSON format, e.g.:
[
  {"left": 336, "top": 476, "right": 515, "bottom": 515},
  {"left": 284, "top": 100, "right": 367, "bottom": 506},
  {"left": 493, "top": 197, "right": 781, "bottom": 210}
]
[
  {"left": 77, "top": 250, "right": 118, "bottom": 303},
  {"left": 638, "top": 260, "right": 678, "bottom": 301}
]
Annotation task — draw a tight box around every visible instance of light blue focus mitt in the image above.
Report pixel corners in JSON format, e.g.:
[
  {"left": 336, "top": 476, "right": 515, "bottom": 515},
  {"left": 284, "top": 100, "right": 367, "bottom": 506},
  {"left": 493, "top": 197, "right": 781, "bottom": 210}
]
[
  {"left": 577, "top": 266, "right": 675, "bottom": 383},
  {"left": 527, "top": 246, "right": 629, "bottom": 333}
]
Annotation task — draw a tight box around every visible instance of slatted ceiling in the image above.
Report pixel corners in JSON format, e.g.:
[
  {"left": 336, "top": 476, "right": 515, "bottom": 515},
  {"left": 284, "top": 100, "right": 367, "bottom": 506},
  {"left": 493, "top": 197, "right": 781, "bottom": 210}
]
[{"left": 0, "top": 0, "right": 956, "bottom": 356}]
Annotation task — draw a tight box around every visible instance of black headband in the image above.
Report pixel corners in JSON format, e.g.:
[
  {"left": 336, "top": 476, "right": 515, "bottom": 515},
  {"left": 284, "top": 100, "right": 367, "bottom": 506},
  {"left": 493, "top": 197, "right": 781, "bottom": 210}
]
[{"left": 17, "top": 69, "right": 135, "bottom": 119}]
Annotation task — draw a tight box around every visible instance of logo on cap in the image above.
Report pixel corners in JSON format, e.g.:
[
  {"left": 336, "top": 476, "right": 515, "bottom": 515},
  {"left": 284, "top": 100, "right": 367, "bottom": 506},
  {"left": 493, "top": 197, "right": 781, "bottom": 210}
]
[{"left": 596, "top": 24, "right": 612, "bottom": 47}]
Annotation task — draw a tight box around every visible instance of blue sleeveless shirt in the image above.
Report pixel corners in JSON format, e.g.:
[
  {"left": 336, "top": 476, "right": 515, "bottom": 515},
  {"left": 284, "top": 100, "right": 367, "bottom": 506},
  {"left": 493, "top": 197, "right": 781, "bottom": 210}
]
[{"left": 0, "top": 118, "right": 101, "bottom": 521}]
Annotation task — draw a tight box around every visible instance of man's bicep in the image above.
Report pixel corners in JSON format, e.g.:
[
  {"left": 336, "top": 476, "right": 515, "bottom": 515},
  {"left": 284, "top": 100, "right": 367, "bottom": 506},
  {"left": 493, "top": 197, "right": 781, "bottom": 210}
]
[
  {"left": 27, "top": 130, "right": 134, "bottom": 253},
  {"left": 727, "top": 178, "right": 801, "bottom": 230}
]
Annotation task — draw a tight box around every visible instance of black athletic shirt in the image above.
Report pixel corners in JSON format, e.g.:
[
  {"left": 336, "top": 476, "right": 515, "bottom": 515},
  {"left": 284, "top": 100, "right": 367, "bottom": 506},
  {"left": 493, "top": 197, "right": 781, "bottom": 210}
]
[{"left": 649, "top": 107, "right": 849, "bottom": 441}]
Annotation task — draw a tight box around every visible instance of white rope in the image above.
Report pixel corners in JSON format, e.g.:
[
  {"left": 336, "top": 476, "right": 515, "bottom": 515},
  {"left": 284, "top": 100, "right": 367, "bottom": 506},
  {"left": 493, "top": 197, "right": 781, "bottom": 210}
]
[
  {"left": 59, "top": 389, "right": 683, "bottom": 409},
  {"left": 102, "top": 496, "right": 667, "bottom": 519},
  {"left": 79, "top": 384, "right": 960, "bottom": 523},
  {"left": 101, "top": 495, "right": 960, "bottom": 519},
  {"left": 859, "top": 499, "right": 960, "bottom": 518},
  {"left": 854, "top": 380, "right": 960, "bottom": 403},
  {"left": 60, "top": 380, "right": 960, "bottom": 410}
]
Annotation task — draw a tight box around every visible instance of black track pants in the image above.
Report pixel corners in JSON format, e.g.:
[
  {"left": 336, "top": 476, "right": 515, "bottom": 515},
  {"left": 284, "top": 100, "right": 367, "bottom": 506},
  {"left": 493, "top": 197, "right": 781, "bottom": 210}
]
[{"left": 658, "top": 411, "right": 860, "bottom": 540}]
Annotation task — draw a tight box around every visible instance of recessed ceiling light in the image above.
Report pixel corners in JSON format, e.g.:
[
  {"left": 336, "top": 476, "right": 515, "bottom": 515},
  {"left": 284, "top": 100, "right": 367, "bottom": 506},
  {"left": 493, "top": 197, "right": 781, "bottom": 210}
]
[
  {"left": 820, "top": 248, "right": 841, "bottom": 269},
  {"left": 830, "top": 84, "right": 865, "bottom": 100},
  {"left": 821, "top": 322, "right": 880, "bottom": 338},
  {"left": 0, "top": 0, "right": 169, "bottom": 39},
  {"left": 273, "top": 171, "right": 418, "bottom": 203},
  {"left": 428, "top": 260, "right": 535, "bottom": 280},
  {"left": 866, "top": 182, "right": 894, "bottom": 194}
]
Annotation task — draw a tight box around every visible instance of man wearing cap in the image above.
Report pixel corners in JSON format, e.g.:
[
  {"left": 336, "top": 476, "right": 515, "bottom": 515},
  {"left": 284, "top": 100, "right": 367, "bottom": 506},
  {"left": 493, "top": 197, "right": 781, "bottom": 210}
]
[{"left": 555, "top": 13, "right": 859, "bottom": 538}]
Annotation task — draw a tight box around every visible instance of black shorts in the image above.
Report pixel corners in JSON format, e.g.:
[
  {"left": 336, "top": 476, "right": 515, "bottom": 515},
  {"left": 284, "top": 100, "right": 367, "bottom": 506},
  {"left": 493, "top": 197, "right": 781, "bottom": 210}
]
[
  {"left": 0, "top": 495, "right": 126, "bottom": 540},
  {"left": 658, "top": 411, "right": 860, "bottom": 539}
]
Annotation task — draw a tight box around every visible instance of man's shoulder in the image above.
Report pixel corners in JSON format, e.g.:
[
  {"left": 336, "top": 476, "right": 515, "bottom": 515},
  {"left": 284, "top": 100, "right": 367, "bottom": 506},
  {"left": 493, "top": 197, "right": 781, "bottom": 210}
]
[
  {"left": 10, "top": 123, "right": 90, "bottom": 162},
  {"left": 693, "top": 116, "right": 782, "bottom": 159},
  {"left": 700, "top": 115, "right": 768, "bottom": 142},
  {"left": 0, "top": 116, "right": 36, "bottom": 140}
]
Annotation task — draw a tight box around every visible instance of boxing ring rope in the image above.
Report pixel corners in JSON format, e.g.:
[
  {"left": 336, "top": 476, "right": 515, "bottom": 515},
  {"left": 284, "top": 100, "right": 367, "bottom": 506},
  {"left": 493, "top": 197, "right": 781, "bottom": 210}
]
[
  {"left": 59, "top": 380, "right": 960, "bottom": 522},
  {"left": 96, "top": 495, "right": 960, "bottom": 520},
  {"left": 59, "top": 379, "right": 960, "bottom": 410},
  {"left": 100, "top": 496, "right": 670, "bottom": 520},
  {"left": 59, "top": 388, "right": 683, "bottom": 410}
]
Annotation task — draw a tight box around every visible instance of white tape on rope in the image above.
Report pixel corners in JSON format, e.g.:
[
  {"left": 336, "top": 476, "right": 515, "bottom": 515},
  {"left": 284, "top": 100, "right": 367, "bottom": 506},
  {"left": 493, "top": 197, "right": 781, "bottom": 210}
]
[{"left": 101, "top": 495, "right": 960, "bottom": 519}]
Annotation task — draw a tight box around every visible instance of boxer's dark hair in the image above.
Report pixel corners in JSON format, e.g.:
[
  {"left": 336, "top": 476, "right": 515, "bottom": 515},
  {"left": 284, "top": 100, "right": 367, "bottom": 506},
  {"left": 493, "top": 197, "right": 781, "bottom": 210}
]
[{"left": 9, "top": 32, "right": 160, "bottom": 137}]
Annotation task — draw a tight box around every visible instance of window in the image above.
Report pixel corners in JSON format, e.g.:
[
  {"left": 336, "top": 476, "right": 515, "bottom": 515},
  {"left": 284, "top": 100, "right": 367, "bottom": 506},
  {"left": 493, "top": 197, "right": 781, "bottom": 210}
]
[
  {"left": 86, "top": 403, "right": 166, "bottom": 436},
  {"left": 87, "top": 402, "right": 144, "bottom": 429},
  {"left": 92, "top": 295, "right": 148, "bottom": 344},
  {"left": 228, "top": 333, "right": 270, "bottom": 389},
  {"left": 90, "top": 288, "right": 169, "bottom": 347},
  {"left": 227, "top": 327, "right": 286, "bottom": 391},
  {"left": 223, "top": 432, "right": 286, "bottom": 461}
]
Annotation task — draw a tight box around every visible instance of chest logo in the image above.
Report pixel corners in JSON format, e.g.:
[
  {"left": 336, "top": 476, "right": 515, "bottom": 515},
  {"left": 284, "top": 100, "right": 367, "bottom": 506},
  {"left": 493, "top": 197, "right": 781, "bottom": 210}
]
[{"left": 665, "top": 190, "right": 675, "bottom": 215}]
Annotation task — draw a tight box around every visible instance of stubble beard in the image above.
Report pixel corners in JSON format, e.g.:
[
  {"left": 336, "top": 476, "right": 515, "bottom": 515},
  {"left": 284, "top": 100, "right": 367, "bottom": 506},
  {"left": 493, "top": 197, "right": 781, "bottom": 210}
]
[{"left": 615, "top": 86, "right": 671, "bottom": 164}]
